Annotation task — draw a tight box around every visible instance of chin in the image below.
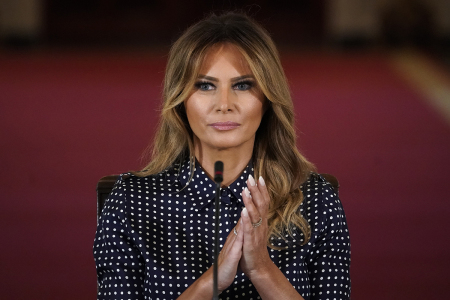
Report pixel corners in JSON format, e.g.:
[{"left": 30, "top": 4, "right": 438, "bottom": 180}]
[{"left": 208, "top": 138, "right": 254, "bottom": 151}]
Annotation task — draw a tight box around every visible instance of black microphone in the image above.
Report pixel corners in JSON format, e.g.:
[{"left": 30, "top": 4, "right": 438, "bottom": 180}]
[
  {"left": 214, "top": 161, "right": 224, "bottom": 183},
  {"left": 213, "top": 161, "right": 223, "bottom": 300}
]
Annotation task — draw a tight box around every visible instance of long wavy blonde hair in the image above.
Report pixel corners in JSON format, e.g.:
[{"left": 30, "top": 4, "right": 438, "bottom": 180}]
[{"left": 138, "top": 12, "right": 316, "bottom": 247}]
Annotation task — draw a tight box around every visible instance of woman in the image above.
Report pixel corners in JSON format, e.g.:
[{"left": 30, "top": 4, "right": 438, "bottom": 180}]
[{"left": 94, "top": 12, "right": 350, "bottom": 300}]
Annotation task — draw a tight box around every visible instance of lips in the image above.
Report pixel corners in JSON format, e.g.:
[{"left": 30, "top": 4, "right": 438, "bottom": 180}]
[{"left": 208, "top": 121, "right": 241, "bottom": 130}]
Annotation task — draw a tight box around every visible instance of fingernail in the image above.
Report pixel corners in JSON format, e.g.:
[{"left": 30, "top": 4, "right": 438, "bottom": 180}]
[
  {"left": 248, "top": 174, "right": 256, "bottom": 186},
  {"left": 259, "top": 176, "right": 265, "bottom": 186},
  {"left": 244, "top": 187, "right": 251, "bottom": 198},
  {"left": 242, "top": 207, "right": 248, "bottom": 217}
]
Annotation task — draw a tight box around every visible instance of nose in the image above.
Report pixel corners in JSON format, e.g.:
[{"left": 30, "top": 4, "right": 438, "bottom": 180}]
[{"left": 217, "top": 87, "right": 233, "bottom": 112}]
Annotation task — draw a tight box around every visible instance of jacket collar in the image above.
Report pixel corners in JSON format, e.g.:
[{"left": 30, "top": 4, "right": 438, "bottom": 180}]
[{"left": 177, "top": 158, "right": 253, "bottom": 211}]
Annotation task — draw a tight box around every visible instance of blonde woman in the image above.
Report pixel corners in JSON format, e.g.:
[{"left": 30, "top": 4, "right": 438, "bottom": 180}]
[{"left": 94, "top": 12, "right": 350, "bottom": 300}]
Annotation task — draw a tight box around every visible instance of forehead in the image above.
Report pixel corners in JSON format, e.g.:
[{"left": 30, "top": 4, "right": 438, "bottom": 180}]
[{"left": 199, "top": 43, "right": 252, "bottom": 75}]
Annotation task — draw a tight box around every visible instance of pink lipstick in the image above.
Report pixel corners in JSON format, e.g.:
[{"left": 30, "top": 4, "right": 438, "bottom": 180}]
[{"left": 209, "top": 121, "right": 240, "bottom": 130}]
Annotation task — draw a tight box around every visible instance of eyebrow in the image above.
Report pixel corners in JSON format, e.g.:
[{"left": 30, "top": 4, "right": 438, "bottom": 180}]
[{"left": 197, "top": 74, "right": 255, "bottom": 82}]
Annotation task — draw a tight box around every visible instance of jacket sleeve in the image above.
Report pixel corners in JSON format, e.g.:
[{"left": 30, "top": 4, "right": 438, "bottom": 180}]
[
  {"left": 93, "top": 175, "right": 145, "bottom": 300},
  {"left": 306, "top": 177, "right": 351, "bottom": 300}
]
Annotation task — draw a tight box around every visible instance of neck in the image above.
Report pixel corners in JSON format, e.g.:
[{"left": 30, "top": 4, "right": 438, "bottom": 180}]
[{"left": 194, "top": 141, "right": 254, "bottom": 187}]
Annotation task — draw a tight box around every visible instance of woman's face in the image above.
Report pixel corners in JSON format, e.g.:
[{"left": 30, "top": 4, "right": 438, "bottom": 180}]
[{"left": 184, "top": 43, "right": 266, "bottom": 154}]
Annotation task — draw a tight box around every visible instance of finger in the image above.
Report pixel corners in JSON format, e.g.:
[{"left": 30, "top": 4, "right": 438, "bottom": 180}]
[
  {"left": 222, "top": 222, "right": 240, "bottom": 249},
  {"left": 224, "top": 229, "right": 236, "bottom": 246},
  {"left": 233, "top": 218, "right": 244, "bottom": 248},
  {"left": 241, "top": 187, "right": 261, "bottom": 224},
  {"left": 257, "top": 176, "right": 270, "bottom": 212},
  {"left": 246, "top": 175, "right": 266, "bottom": 213},
  {"left": 219, "top": 229, "right": 240, "bottom": 264},
  {"left": 241, "top": 207, "right": 254, "bottom": 237},
  {"left": 223, "top": 221, "right": 243, "bottom": 260},
  {"left": 216, "top": 229, "right": 242, "bottom": 291},
  {"left": 234, "top": 217, "right": 242, "bottom": 232}
]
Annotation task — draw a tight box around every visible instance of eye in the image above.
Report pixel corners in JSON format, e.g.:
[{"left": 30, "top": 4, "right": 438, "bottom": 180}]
[
  {"left": 195, "top": 81, "right": 215, "bottom": 91},
  {"left": 233, "top": 80, "right": 253, "bottom": 91}
]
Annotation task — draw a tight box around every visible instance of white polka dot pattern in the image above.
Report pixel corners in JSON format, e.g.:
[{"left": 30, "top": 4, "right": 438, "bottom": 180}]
[{"left": 93, "top": 159, "right": 351, "bottom": 299}]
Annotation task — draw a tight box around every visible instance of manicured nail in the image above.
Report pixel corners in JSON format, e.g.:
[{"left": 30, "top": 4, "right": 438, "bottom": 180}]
[
  {"left": 244, "top": 187, "right": 251, "bottom": 198},
  {"left": 242, "top": 207, "right": 248, "bottom": 217},
  {"left": 248, "top": 174, "right": 256, "bottom": 186},
  {"left": 259, "top": 176, "right": 265, "bottom": 186}
]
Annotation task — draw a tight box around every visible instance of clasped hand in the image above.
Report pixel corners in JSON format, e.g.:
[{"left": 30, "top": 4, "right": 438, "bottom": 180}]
[{"left": 215, "top": 174, "right": 271, "bottom": 292}]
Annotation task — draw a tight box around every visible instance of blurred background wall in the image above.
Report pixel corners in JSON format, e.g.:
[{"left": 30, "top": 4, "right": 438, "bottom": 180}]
[
  {"left": 1, "top": 1, "right": 450, "bottom": 299},
  {"left": 0, "top": 0, "right": 42, "bottom": 43},
  {"left": 1, "top": 0, "right": 450, "bottom": 48},
  {"left": 327, "top": 0, "right": 450, "bottom": 45}
]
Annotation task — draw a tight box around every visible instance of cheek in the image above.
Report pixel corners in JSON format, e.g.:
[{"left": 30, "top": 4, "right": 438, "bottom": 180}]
[
  {"left": 246, "top": 99, "right": 265, "bottom": 124},
  {"left": 184, "top": 98, "right": 206, "bottom": 130}
]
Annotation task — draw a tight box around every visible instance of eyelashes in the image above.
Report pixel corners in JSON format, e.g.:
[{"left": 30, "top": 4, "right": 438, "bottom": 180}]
[
  {"left": 194, "top": 81, "right": 215, "bottom": 91},
  {"left": 233, "top": 80, "right": 254, "bottom": 91},
  {"left": 194, "top": 80, "right": 255, "bottom": 91}
]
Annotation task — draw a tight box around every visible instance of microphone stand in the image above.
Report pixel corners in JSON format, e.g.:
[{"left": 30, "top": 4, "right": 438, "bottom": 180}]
[{"left": 212, "top": 161, "right": 223, "bottom": 300}]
